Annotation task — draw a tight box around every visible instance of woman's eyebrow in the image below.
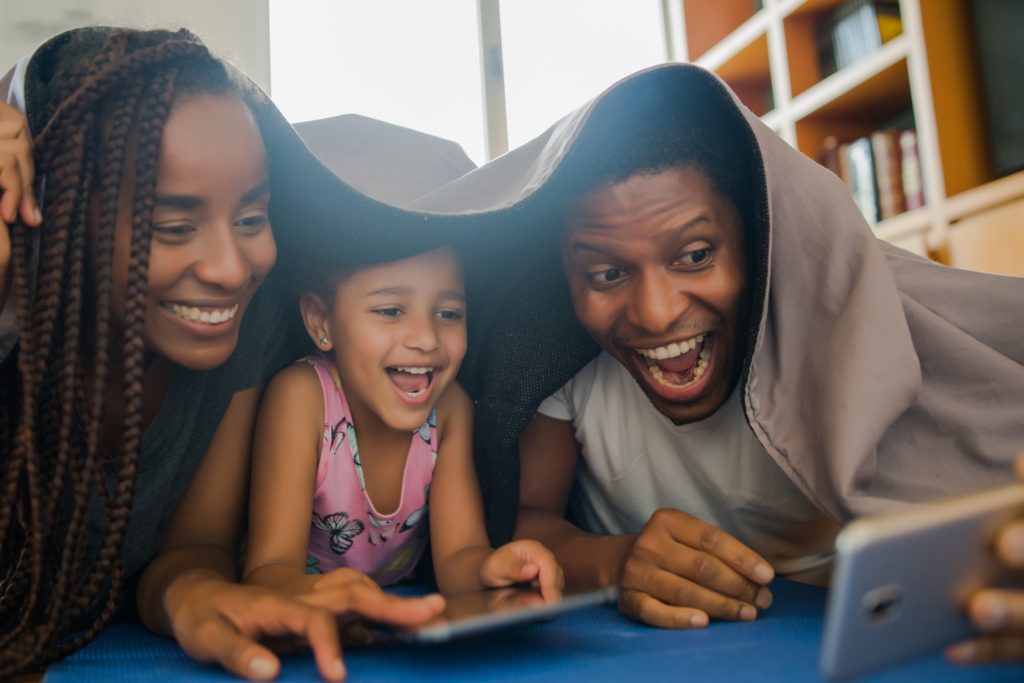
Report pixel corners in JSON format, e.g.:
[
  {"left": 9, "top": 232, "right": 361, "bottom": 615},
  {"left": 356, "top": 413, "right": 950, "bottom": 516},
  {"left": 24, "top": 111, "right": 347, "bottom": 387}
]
[{"left": 154, "top": 180, "right": 271, "bottom": 211}]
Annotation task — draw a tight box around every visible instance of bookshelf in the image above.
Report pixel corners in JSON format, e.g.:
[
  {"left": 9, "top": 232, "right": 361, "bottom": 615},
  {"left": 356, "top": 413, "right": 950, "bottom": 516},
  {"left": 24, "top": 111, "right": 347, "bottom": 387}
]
[{"left": 673, "top": 0, "right": 1024, "bottom": 271}]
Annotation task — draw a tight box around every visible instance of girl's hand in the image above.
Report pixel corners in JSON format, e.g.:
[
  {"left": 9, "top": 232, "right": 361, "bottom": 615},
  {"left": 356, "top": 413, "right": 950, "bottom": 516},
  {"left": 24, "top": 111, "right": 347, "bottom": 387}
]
[
  {"left": 479, "top": 540, "right": 565, "bottom": 602},
  {"left": 166, "top": 571, "right": 444, "bottom": 682},
  {"left": 947, "top": 452, "right": 1024, "bottom": 664},
  {"left": 0, "top": 99, "right": 41, "bottom": 264}
]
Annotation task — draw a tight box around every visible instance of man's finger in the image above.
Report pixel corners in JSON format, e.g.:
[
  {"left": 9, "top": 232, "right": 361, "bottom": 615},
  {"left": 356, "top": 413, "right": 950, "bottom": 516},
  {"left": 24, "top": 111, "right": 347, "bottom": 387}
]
[
  {"left": 653, "top": 509, "right": 775, "bottom": 585},
  {"left": 619, "top": 588, "right": 710, "bottom": 629},
  {"left": 635, "top": 566, "right": 759, "bottom": 622},
  {"left": 967, "top": 589, "right": 1024, "bottom": 632},
  {"left": 947, "top": 635, "right": 1024, "bottom": 663}
]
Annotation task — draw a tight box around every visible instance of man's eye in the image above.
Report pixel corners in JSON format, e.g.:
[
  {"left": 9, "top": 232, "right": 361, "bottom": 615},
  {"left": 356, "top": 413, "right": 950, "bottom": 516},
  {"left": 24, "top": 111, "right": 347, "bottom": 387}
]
[
  {"left": 587, "top": 267, "right": 624, "bottom": 285},
  {"left": 678, "top": 247, "right": 714, "bottom": 266}
]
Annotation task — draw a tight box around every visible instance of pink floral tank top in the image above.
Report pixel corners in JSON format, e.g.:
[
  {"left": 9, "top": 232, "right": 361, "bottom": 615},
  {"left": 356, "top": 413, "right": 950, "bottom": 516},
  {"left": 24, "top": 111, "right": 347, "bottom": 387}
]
[{"left": 303, "top": 355, "right": 437, "bottom": 585}]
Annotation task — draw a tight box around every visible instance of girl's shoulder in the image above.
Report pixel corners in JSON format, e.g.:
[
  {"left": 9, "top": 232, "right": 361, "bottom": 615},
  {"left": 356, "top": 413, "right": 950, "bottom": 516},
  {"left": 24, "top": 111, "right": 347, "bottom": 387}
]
[
  {"left": 435, "top": 380, "right": 473, "bottom": 435},
  {"left": 265, "top": 355, "right": 325, "bottom": 404}
]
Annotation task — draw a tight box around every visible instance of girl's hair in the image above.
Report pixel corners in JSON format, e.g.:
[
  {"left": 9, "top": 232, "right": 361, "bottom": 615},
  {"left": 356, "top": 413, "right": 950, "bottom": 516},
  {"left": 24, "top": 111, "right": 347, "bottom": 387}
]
[{"left": 0, "top": 28, "right": 251, "bottom": 675}]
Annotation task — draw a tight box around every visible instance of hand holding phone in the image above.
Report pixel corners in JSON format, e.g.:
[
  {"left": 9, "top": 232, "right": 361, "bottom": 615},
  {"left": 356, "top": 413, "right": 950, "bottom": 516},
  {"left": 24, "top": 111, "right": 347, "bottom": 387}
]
[
  {"left": 820, "top": 478, "right": 1024, "bottom": 679},
  {"left": 948, "top": 452, "right": 1024, "bottom": 664}
]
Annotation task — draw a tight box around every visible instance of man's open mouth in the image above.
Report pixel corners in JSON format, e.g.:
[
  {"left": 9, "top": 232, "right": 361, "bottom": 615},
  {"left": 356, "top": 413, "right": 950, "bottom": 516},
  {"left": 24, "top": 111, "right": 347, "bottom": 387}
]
[{"left": 634, "top": 333, "right": 711, "bottom": 388}]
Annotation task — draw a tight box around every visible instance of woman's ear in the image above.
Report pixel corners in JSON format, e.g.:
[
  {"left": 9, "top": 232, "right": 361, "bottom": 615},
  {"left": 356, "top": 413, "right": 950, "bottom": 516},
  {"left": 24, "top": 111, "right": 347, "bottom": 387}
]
[{"left": 300, "top": 292, "right": 333, "bottom": 351}]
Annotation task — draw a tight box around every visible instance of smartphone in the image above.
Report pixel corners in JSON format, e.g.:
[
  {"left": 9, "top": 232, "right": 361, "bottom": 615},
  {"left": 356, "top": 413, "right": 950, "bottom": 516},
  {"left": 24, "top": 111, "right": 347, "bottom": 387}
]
[
  {"left": 379, "top": 585, "right": 619, "bottom": 644},
  {"left": 820, "top": 482, "right": 1024, "bottom": 680}
]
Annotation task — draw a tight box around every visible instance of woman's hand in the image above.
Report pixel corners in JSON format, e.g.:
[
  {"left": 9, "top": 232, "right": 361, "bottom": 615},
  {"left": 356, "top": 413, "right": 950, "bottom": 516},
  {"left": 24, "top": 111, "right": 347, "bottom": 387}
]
[
  {"left": 165, "top": 570, "right": 444, "bottom": 681},
  {"left": 479, "top": 539, "right": 565, "bottom": 602},
  {"left": 947, "top": 453, "right": 1024, "bottom": 663}
]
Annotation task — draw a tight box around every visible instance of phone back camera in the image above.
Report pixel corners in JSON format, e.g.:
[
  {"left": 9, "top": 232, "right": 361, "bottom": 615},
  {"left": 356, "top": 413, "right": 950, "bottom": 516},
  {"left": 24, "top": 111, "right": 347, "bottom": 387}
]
[{"left": 861, "top": 585, "right": 905, "bottom": 625}]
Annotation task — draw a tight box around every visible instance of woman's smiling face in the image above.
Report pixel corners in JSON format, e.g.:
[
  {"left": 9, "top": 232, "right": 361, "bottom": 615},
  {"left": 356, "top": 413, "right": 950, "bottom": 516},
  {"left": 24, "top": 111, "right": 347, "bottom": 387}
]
[
  {"left": 562, "top": 165, "right": 749, "bottom": 425},
  {"left": 109, "top": 94, "right": 276, "bottom": 371}
]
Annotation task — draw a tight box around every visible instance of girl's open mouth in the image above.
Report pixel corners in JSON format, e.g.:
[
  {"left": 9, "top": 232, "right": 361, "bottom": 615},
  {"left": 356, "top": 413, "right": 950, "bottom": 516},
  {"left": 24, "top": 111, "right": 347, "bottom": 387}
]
[{"left": 387, "top": 366, "right": 436, "bottom": 402}]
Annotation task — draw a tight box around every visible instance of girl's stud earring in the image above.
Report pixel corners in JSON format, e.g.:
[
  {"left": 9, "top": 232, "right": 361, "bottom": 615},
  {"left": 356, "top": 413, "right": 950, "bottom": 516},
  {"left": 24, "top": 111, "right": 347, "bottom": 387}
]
[{"left": 319, "top": 336, "right": 329, "bottom": 346}]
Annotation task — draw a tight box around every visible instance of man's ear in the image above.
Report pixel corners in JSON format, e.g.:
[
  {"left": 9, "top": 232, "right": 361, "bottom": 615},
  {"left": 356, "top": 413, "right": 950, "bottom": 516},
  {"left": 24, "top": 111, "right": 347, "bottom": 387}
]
[{"left": 300, "top": 292, "right": 332, "bottom": 351}]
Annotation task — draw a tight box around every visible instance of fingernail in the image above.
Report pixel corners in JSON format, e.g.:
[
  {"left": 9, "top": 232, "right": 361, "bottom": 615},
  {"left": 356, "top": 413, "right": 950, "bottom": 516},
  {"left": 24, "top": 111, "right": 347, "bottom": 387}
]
[
  {"left": 753, "top": 563, "right": 774, "bottom": 584},
  {"left": 331, "top": 658, "right": 346, "bottom": 680},
  {"left": 739, "top": 605, "right": 757, "bottom": 621},
  {"left": 33, "top": 205, "right": 42, "bottom": 224},
  {"left": 975, "top": 594, "right": 1007, "bottom": 631},
  {"left": 424, "top": 593, "right": 445, "bottom": 607},
  {"left": 755, "top": 587, "right": 773, "bottom": 609},
  {"left": 947, "top": 641, "right": 976, "bottom": 663},
  {"left": 689, "top": 612, "right": 708, "bottom": 628},
  {"left": 249, "top": 657, "right": 276, "bottom": 679}
]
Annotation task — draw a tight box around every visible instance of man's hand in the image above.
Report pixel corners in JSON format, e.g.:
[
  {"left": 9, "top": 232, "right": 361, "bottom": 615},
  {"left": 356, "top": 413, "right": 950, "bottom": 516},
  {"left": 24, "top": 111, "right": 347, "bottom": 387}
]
[
  {"left": 166, "top": 571, "right": 444, "bottom": 681},
  {"left": 619, "top": 508, "right": 775, "bottom": 628},
  {"left": 947, "top": 453, "right": 1024, "bottom": 663}
]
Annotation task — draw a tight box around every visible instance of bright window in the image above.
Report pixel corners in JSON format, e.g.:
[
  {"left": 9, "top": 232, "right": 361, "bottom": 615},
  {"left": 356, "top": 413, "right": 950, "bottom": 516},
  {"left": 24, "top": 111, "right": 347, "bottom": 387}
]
[{"left": 269, "top": 1, "right": 669, "bottom": 165}]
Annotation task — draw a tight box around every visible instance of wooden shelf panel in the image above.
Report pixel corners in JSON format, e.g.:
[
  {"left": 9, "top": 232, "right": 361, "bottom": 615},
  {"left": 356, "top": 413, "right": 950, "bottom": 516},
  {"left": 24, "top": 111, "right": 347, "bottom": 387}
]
[
  {"left": 684, "top": 0, "right": 763, "bottom": 61},
  {"left": 789, "top": 34, "right": 908, "bottom": 122}
]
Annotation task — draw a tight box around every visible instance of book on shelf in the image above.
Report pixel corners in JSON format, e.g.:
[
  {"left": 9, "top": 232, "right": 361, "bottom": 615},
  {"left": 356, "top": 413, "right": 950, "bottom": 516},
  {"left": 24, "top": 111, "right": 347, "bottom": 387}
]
[
  {"left": 845, "top": 137, "right": 879, "bottom": 224},
  {"left": 899, "top": 129, "right": 925, "bottom": 210},
  {"left": 817, "top": 0, "right": 903, "bottom": 78},
  {"left": 818, "top": 127, "right": 925, "bottom": 226},
  {"left": 871, "top": 129, "right": 905, "bottom": 220}
]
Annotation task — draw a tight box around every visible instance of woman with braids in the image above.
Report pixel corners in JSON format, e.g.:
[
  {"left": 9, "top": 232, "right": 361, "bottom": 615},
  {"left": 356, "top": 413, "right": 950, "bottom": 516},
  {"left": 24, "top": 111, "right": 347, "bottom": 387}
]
[{"left": 0, "top": 27, "right": 451, "bottom": 681}]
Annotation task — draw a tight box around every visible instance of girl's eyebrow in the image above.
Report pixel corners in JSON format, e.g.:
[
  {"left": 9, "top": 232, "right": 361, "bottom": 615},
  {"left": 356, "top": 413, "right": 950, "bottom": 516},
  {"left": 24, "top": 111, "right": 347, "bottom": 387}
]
[{"left": 365, "top": 286, "right": 466, "bottom": 302}]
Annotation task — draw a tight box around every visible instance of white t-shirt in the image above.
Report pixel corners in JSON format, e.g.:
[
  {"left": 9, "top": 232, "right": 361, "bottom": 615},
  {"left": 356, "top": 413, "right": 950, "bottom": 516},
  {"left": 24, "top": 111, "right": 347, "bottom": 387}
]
[{"left": 538, "top": 351, "right": 837, "bottom": 581}]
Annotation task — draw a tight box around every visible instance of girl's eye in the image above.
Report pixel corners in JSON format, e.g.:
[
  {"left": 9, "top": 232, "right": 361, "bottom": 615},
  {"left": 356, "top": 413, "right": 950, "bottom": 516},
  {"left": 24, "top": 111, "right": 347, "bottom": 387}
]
[
  {"left": 373, "top": 307, "right": 403, "bottom": 318},
  {"left": 677, "top": 246, "right": 714, "bottom": 267},
  {"left": 436, "top": 309, "right": 464, "bottom": 321},
  {"left": 586, "top": 267, "right": 625, "bottom": 286}
]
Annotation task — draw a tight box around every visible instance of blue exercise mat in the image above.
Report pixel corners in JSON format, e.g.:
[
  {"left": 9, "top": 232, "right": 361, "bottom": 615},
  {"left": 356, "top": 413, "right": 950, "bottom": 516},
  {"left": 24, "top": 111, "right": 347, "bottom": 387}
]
[{"left": 45, "top": 580, "right": 1022, "bottom": 682}]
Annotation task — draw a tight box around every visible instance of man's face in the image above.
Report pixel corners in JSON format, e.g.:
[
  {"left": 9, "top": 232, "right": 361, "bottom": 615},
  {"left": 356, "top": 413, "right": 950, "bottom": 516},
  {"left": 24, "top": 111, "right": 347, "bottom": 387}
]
[{"left": 562, "top": 166, "right": 749, "bottom": 424}]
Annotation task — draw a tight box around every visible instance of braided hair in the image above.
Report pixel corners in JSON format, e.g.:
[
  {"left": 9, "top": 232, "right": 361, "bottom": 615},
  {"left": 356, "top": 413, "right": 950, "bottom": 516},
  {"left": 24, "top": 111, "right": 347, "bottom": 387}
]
[{"left": 0, "top": 28, "right": 251, "bottom": 675}]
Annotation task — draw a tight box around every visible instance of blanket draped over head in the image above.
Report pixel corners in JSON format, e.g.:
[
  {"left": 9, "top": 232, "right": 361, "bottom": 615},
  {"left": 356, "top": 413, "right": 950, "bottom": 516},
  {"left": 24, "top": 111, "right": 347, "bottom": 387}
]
[{"left": 376, "top": 64, "right": 1024, "bottom": 544}]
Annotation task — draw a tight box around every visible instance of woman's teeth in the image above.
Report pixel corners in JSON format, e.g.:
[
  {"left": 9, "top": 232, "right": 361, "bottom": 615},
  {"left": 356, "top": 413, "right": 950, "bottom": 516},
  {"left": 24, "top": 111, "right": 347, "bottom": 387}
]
[{"left": 167, "top": 303, "right": 239, "bottom": 324}]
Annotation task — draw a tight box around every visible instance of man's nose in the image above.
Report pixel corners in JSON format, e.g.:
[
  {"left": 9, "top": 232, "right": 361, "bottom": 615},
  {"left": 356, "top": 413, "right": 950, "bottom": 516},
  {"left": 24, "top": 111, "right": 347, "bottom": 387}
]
[{"left": 627, "top": 270, "right": 689, "bottom": 335}]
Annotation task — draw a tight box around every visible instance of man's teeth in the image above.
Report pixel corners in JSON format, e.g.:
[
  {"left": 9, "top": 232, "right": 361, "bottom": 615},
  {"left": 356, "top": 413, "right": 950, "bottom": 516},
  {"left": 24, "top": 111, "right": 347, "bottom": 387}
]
[
  {"left": 167, "top": 303, "right": 239, "bottom": 324},
  {"left": 636, "top": 334, "right": 705, "bottom": 360},
  {"left": 637, "top": 335, "right": 710, "bottom": 388}
]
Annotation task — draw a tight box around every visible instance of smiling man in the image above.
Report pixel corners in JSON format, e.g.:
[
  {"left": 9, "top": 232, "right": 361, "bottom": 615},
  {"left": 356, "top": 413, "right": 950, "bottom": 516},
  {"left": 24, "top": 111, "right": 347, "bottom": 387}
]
[{"left": 410, "top": 63, "right": 1024, "bottom": 661}]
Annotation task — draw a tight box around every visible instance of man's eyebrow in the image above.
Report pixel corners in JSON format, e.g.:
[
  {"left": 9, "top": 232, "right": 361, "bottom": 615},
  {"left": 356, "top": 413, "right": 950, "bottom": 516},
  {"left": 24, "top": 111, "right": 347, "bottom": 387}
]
[{"left": 570, "top": 213, "right": 711, "bottom": 254}]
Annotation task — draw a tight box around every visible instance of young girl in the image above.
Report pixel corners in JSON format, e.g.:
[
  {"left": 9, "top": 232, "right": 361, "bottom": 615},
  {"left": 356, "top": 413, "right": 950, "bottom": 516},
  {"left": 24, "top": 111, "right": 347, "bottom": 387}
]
[
  {"left": 244, "top": 246, "right": 564, "bottom": 601},
  {"left": 0, "top": 27, "right": 443, "bottom": 681}
]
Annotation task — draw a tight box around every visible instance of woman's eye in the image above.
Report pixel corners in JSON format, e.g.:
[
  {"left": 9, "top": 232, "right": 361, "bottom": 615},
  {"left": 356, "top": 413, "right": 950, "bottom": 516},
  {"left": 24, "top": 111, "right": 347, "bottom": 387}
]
[
  {"left": 677, "top": 246, "right": 714, "bottom": 267},
  {"left": 153, "top": 224, "right": 194, "bottom": 238},
  {"left": 236, "top": 214, "right": 269, "bottom": 233},
  {"left": 586, "top": 267, "right": 625, "bottom": 286}
]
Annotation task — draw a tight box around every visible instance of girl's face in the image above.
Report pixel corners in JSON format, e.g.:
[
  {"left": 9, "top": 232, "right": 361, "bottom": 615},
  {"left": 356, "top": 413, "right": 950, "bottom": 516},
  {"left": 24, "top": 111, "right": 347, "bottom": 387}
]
[
  {"left": 305, "top": 247, "right": 467, "bottom": 433},
  {"left": 111, "top": 94, "right": 276, "bottom": 371}
]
